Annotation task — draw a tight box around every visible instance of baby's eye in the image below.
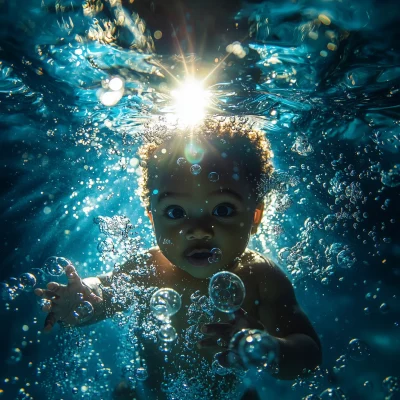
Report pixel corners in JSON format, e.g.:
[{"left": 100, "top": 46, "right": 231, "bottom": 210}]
[
  {"left": 212, "top": 204, "right": 236, "bottom": 217},
  {"left": 165, "top": 206, "right": 186, "bottom": 219}
]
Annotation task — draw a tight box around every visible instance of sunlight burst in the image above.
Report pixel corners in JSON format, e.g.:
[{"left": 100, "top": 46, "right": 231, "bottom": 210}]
[{"left": 171, "top": 78, "right": 211, "bottom": 126}]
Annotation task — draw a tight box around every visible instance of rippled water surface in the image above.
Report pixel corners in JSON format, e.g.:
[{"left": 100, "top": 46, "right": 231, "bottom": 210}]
[{"left": 1, "top": 0, "right": 399, "bottom": 399}]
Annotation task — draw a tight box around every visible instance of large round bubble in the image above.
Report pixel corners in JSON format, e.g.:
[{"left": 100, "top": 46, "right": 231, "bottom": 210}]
[
  {"left": 184, "top": 142, "right": 205, "bottom": 164},
  {"left": 150, "top": 288, "right": 182, "bottom": 321},
  {"left": 319, "top": 388, "right": 348, "bottom": 399},
  {"left": 347, "top": 338, "right": 370, "bottom": 361},
  {"left": 208, "top": 271, "right": 245, "bottom": 313},
  {"left": 72, "top": 301, "right": 94, "bottom": 324},
  {"left": 157, "top": 324, "right": 177, "bottom": 342},
  {"left": 19, "top": 273, "right": 37, "bottom": 291},
  {"left": 230, "top": 329, "right": 279, "bottom": 370},
  {"left": 44, "top": 256, "right": 70, "bottom": 276}
]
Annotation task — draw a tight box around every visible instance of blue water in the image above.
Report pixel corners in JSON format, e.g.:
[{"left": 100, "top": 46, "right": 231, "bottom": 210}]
[{"left": 0, "top": 0, "right": 399, "bottom": 398}]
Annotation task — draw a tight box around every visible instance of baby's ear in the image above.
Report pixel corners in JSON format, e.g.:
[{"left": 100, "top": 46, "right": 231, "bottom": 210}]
[
  {"left": 147, "top": 210, "right": 154, "bottom": 227},
  {"left": 251, "top": 202, "right": 264, "bottom": 235}
]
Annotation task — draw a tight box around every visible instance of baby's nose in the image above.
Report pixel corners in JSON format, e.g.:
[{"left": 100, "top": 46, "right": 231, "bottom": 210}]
[{"left": 185, "top": 225, "right": 213, "bottom": 240}]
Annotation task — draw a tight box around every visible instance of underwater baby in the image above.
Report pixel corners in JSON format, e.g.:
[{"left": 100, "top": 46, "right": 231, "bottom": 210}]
[{"left": 35, "top": 117, "right": 322, "bottom": 399}]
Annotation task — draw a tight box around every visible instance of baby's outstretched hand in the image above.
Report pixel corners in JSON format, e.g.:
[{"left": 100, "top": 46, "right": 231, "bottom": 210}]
[
  {"left": 198, "top": 308, "right": 264, "bottom": 351},
  {"left": 34, "top": 264, "right": 102, "bottom": 332},
  {"left": 199, "top": 309, "right": 279, "bottom": 371}
]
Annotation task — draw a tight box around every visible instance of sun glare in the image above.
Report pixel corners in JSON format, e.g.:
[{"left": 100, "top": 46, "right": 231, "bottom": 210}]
[{"left": 171, "top": 78, "right": 210, "bottom": 126}]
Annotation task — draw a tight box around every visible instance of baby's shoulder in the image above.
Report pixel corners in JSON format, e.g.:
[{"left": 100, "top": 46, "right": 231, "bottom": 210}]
[
  {"left": 240, "top": 248, "right": 277, "bottom": 271},
  {"left": 238, "top": 249, "right": 294, "bottom": 299}
]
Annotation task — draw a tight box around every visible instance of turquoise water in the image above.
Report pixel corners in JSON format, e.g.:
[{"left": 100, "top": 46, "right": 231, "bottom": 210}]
[{"left": 0, "top": 0, "right": 399, "bottom": 399}]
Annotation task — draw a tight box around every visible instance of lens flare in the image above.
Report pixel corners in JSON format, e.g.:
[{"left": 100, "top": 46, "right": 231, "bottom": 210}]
[{"left": 171, "top": 78, "right": 210, "bottom": 125}]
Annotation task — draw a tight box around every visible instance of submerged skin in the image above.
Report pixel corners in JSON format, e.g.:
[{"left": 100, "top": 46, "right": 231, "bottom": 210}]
[{"left": 35, "top": 136, "right": 322, "bottom": 397}]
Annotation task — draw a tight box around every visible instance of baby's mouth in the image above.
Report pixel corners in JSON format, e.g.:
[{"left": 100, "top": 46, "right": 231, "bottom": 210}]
[{"left": 185, "top": 248, "right": 213, "bottom": 266}]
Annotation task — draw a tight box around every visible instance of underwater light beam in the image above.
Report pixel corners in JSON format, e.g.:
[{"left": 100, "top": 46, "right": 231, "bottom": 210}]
[{"left": 171, "top": 78, "right": 211, "bottom": 126}]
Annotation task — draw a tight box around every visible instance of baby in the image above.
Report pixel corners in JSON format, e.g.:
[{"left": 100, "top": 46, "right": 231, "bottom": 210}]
[{"left": 35, "top": 117, "right": 322, "bottom": 399}]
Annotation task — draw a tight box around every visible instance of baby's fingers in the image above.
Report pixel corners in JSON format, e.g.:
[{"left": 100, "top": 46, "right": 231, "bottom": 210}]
[
  {"left": 233, "top": 308, "right": 264, "bottom": 330},
  {"left": 35, "top": 288, "right": 61, "bottom": 303},
  {"left": 197, "top": 337, "right": 229, "bottom": 350},
  {"left": 215, "top": 350, "right": 244, "bottom": 369},
  {"left": 80, "top": 282, "right": 102, "bottom": 304},
  {"left": 201, "top": 323, "right": 233, "bottom": 337},
  {"left": 65, "top": 265, "right": 80, "bottom": 284}
]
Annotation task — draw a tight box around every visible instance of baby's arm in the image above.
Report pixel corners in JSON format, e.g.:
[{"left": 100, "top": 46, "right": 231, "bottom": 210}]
[
  {"left": 255, "top": 261, "right": 322, "bottom": 379},
  {"left": 34, "top": 263, "right": 130, "bottom": 331}
]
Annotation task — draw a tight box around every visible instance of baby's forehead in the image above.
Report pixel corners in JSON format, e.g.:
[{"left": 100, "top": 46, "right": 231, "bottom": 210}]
[{"left": 151, "top": 136, "right": 246, "bottom": 170}]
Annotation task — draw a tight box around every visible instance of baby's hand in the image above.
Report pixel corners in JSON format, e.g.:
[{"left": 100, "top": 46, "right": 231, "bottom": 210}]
[
  {"left": 199, "top": 309, "right": 279, "bottom": 372},
  {"left": 198, "top": 308, "right": 264, "bottom": 353},
  {"left": 34, "top": 264, "right": 102, "bottom": 332}
]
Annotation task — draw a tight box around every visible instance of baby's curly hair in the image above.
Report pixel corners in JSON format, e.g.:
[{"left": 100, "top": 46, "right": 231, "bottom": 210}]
[{"left": 136, "top": 116, "right": 274, "bottom": 209}]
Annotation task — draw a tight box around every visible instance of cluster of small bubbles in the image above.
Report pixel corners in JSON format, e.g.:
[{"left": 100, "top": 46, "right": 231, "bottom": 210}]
[
  {"left": 208, "top": 172, "right": 219, "bottom": 182},
  {"left": 325, "top": 243, "right": 345, "bottom": 263},
  {"left": 333, "top": 354, "right": 347, "bottom": 373},
  {"left": 274, "top": 194, "right": 293, "bottom": 213},
  {"left": 291, "top": 135, "right": 314, "bottom": 156},
  {"left": 278, "top": 247, "right": 291, "bottom": 262},
  {"left": 176, "top": 157, "right": 187, "bottom": 167},
  {"left": 382, "top": 376, "right": 399, "bottom": 394},
  {"left": 208, "top": 271, "right": 246, "bottom": 313},
  {"left": 346, "top": 338, "right": 370, "bottom": 361},
  {"left": 319, "top": 387, "right": 348, "bottom": 399},
  {"left": 185, "top": 294, "right": 215, "bottom": 349},
  {"left": 94, "top": 215, "right": 133, "bottom": 238},
  {"left": 43, "top": 256, "right": 69, "bottom": 276},
  {"left": 344, "top": 181, "right": 363, "bottom": 204},
  {"left": 18, "top": 273, "right": 37, "bottom": 291},
  {"left": 329, "top": 171, "right": 346, "bottom": 195},
  {"left": 208, "top": 248, "right": 222, "bottom": 263},
  {"left": 190, "top": 164, "right": 202, "bottom": 175},
  {"left": 8, "top": 348, "right": 22, "bottom": 364},
  {"left": 268, "top": 171, "right": 292, "bottom": 192},
  {"left": 150, "top": 288, "right": 182, "bottom": 321},
  {"left": 303, "top": 395, "right": 322, "bottom": 400},
  {"left": 97, "top": 237, "right": 115, "bottom": 253},
  {"left": 323, "top": 214, "right": 337, "bottom": 231},
  {"left": 381, "top": 165, "right": 400, "bottom": 187},
  {"left": 72, "top": 301, "right": 94, "bottom": 324}
]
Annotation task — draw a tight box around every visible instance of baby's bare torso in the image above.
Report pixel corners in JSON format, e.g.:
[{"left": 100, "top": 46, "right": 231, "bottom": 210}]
[{"left": 113, "top": 247, "right": 277, "bottom": 399}]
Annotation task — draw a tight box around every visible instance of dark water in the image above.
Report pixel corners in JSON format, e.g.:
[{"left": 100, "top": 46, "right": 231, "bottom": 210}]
[{"left": 0, "top": 0, "right": 399, "bottom": 399}]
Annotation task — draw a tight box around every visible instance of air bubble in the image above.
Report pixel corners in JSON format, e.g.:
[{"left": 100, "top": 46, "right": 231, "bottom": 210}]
[
  {"left": 177, "top": 157, "right": 187, "bottom": 166},
  {"left": 150, "top": 288, "right": 182, "bottom": 321},
  {"left": 291, "top": 135, "right": 313, "bottom": 156},
  {"left": 158, "top": 324, "right": 177, "bottom": 342},
  {"left": 208, "top": 172, "right": 219, "bottom": 182},
  {"left": 43, "top": 256, "right": 70, "bottom": 276},
  {"left": 208, "top": 271, "right": 245, "bottom": 313},
  {"left": 136, "top": 367, "right": 148, "bottom": 381},
  {"left": 208, "top": 248, "right": 222, "bottom": 263},
  {"left": 347, "top": 338, "right": 370, "bottom": 361},
  {"left": 19, "top": 273, "right": 37, "bottom": 291},
  {"left": 190, "top": 164, "right": 202, "bottom": 175},
  {"left": 72, "top": 301, "right": 94, "bottom": 323}
]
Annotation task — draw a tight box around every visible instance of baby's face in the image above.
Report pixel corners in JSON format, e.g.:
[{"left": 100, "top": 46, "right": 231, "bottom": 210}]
[{"left": 147, "top": 136, "right": 261, "bottom": 279}]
